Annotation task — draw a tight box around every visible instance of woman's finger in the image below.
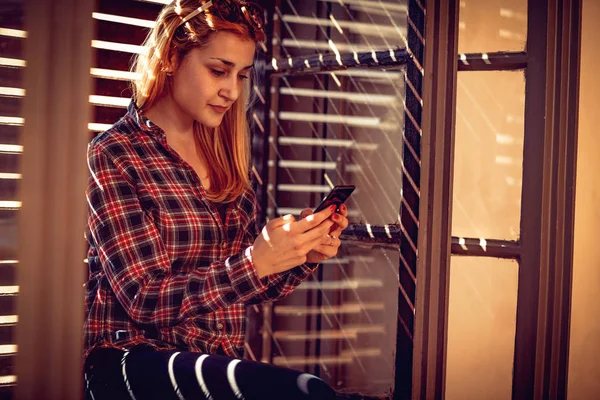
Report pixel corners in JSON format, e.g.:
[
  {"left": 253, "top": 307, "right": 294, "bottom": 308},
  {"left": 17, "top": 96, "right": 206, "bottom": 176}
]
[
  {"left": 300, "top": 208, "right": 313, "bottom": 219},
  {"left": 311, "top": 245, "right": 338, "bottom": 258},
  {"left": 329, "top": 214, "right": 349, "bottom": 237},
  {"left": 341, "top": 204, "right": 348, "bottom": 214}
]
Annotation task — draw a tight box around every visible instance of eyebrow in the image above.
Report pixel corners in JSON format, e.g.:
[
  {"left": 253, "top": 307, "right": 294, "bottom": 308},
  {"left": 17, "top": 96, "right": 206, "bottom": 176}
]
[{"left": 210, "top": 57, "right": 254, "bottom": 70}]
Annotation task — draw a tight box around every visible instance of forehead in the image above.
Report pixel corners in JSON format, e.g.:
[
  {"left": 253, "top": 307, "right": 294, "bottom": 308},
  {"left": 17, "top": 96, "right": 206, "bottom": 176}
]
[{"left": 200, "top": 31, "right": 256, "bottom": 66}]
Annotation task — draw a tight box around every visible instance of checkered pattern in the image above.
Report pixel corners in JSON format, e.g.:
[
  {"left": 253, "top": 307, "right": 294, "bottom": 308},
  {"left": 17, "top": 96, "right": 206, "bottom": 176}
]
[{"left": 85, "top": 102, "right": 317, "bottom": 358}]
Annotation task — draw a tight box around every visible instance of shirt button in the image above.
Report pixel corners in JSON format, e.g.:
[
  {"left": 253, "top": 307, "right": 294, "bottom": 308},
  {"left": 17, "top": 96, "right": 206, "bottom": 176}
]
[{"left": 216, "top": 322, "right": 224, "bottom": 330}]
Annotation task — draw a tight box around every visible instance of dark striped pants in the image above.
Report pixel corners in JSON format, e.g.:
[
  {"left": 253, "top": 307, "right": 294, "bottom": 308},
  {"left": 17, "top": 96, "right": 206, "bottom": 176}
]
[{"left": 84, "top": 345, "right": 337, "bottom": 400}]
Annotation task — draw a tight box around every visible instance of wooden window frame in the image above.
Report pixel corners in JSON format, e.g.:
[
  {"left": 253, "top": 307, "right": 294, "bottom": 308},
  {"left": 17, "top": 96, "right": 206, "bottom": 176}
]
[{"left": 411, "top": 0, "right": 583, "bottom": 399}]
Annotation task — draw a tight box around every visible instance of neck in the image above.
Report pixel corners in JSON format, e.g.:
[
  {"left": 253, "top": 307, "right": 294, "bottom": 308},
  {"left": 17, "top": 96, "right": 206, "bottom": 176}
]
[{"left": 144, "top": 94, "right": 195, "bottom": 149}]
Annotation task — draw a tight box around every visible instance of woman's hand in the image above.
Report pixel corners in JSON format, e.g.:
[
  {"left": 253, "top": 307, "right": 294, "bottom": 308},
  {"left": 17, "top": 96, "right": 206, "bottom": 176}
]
[
  {"left": 251, "top": 206, "right": 336, "bottom": 278},
  {"left": 300, "top": 204, "right": 349, "bottom": 264}
]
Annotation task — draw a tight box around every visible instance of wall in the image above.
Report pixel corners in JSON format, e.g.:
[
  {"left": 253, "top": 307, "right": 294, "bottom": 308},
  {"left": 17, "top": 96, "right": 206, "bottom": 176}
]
[{"left": 567, "top": 0, "right": 600, "bottom": 398}]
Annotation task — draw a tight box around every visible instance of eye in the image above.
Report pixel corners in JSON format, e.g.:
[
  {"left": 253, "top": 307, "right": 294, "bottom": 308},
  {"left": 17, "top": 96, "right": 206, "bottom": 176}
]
[
  {"left": 239, "top": 75, "right": 249, "bottom": 80},
  {"left": 211, "top": 69, "right": 226, "bottom": 77}
]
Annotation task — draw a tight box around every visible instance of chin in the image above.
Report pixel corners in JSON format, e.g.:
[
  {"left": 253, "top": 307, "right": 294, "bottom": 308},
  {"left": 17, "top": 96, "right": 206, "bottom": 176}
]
[{"left": 197, "top": 115, "right": 224, "bottom": 129}]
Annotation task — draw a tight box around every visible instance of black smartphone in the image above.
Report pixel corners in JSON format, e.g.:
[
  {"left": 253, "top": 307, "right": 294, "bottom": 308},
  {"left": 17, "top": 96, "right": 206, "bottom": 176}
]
[{"left": 314, "top": 185, "right": 355, "bottom": 213}]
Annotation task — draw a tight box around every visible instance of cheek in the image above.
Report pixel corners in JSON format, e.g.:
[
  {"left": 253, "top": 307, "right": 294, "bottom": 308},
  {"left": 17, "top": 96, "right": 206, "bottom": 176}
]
[{"left": 172, "top": 78, "right": 210, "bottom": 106}]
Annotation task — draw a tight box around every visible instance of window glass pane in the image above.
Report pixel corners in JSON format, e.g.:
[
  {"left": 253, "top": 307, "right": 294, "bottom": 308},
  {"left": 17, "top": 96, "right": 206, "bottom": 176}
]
[
  {"left": 458, "top": 0, "right": 527, "bottom": 54},
  {"left": 452, "top": 70, "right": 524, "bottom": 240},
  {"left": 446, "top": 256, "right": 518, "bottom": 400},
  {"left": 271, "top": 244, "right": 399, "bottom": 396},
  {"left": 274, "top": 68, "right": 405, "bottom": 225},
  {"left": 277, "top": 0, "right": 408, "bottom": 58}
]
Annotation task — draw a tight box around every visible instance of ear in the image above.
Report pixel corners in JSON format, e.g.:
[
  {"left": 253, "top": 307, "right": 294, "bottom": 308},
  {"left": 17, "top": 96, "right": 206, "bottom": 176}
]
[{"left": 164, "top": 50, "right": 180, "bottom": 75}]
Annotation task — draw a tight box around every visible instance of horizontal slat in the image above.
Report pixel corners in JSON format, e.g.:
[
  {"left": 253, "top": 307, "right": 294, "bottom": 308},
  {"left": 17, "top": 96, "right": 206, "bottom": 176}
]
[
  {"left": 0, "top": 376, "right": 15, "bottom": 385},
  {"left": 91, "top": 68, "right": 139, "bottom": 81},
  {"left": 273, "top": 325, "right": 385, "bottom": 341},
  {"left": 0, "top": 29, "right": 25, "bottom": 39},
  {"left": 278, "top": 112, "right": 383, "bottom": 128},
  {"left": 274, "top": 207, "right": 361, "bottom": 219},
  {"left": 0, "top": 58, "right": 24, "bottom": 68},
  {"left": 279, "top": 87, "right": 400, "bottom": 106},
  {"left": 0, "top": 52, "right": 137, "bottom": 85},
  {"left": 273, "top": 354, "right": 353, "bottom": 366},
  {"left": 320, "top": 255, "right": 375, "bottom": 265},
  {"left": 278, "top": 136, "right": 378, "bottom": 150},
  {"left": 281, "top": 14, "right": 403, "bottom": 38},
  {"left": 276, "top": 184, "right": 330, "bottom": 193},
  {"left": 295, "top": 278, "right": 383, "bottom": 290},
  {"left": 319, "top": 0, "right": 407, "bottom": 13},
  {"left": 0, "top": 202, "right": 20, "bottom": 211},
  {"left": 280, "top": 38, "right": 372, "bottom": 53},
  {"left": 0, "top": 85, "right": 129, "bottom": 109},
  {"left": 90, "top": 95, "right": 129, "bottom": 108},
  {"left": 273, "top": 348, "right": 382, "bottom": 366},
  {"left": 92, "top": 40, "right": 146, "bottom": 55},
  {"left": 93, "top": 12, "right": 155, "bottom": 29},
  {"left": 274, "top": 302, "right": 384, "bottom": 316},
  {"left": 277, "top": 160, "right": 336, "bottom": 170}
]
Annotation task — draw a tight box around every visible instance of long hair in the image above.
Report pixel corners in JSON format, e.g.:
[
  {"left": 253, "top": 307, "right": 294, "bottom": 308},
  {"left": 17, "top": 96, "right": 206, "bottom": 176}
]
[{"left": 131, "top": 0, "right": 265, "bottom": 203}]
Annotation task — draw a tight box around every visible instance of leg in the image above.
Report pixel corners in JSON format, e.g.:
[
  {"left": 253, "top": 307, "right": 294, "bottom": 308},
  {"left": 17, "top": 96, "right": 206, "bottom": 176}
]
[{"left": 85, "top": 345, "right": 336, "bottom": 400}]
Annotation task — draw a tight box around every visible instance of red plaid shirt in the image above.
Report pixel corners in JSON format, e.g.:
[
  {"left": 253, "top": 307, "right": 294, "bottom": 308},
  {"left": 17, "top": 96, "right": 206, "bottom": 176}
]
[{"left": 84, "top": 102, "right": 317, "bottom": 358}]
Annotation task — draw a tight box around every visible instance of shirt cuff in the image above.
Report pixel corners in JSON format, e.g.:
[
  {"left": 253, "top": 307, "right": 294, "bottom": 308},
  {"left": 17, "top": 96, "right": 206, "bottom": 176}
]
[{"left": 224, "top": 246, "right": 269, "bottom": 302}]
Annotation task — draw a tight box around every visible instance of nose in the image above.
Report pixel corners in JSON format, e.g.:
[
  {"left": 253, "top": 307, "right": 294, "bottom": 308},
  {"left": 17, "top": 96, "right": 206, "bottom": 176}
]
[{"left": 219, "top": 75, "right": 241, "bottom": 103}]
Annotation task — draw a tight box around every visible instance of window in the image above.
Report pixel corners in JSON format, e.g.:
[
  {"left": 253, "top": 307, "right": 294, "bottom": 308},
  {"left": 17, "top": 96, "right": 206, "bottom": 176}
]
[
  {"left": 412, "top": 0, "right": 582, "bottom": 398},
  {"left": 249, "top": 0, "right": 417, "bottom": 397}
]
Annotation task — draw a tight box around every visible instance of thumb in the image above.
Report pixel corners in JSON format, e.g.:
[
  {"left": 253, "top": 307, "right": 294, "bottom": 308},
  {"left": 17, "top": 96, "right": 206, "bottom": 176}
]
[{"left": 300, "top": 208, "right": 313, "bottom": 219}]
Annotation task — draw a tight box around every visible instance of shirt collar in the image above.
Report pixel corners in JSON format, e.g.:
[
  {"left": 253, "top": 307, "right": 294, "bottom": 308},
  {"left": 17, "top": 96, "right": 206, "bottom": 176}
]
[{"left": 127, "top": 100, "right": 167, "bottom": 141}]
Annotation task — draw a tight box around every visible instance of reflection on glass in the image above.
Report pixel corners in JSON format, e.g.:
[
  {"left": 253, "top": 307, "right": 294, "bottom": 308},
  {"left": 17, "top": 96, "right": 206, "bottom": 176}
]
[
  {"left": 452, "top": 70, "right": 525, "bottom": 240},
  {"left": 276, "top": 68, "right": 406, "bottom": 226},
  {"left": 277, "top": 0, "right": 408, "bottom": 58},
  {"left": 271, "top": 243, "right": 399, "bottom": 396},
  {"left": 458, "top": 0, "right": 527, "bottom": 54},
  {"left": 273, "top": 0, "right": 408, "bottom": 226},
  {"left": 446, "top": 256, "right": 518, "bottom": 400}
]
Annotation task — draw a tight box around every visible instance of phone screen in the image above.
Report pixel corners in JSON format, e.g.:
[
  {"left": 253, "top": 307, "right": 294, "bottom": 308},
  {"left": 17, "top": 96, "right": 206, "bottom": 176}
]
[{"left": 314, "top": 185, "right": 355, "bottom": 213}]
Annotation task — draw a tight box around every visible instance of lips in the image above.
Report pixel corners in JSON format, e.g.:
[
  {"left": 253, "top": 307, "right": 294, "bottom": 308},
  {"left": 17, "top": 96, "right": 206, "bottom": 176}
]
[{"left": 209, "top": 105, "right": 228, "bottom": 113}]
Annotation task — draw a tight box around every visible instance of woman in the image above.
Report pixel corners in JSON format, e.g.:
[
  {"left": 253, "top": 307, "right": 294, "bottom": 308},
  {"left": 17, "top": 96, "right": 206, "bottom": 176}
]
[{"left": 83, "top": 0, "right": 349, "bottom": 399}]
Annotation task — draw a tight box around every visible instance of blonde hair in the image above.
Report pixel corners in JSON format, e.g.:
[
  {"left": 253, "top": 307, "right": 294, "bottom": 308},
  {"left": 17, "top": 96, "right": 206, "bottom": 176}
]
[{"left": 131, "top": 0, "right": 265, "bottom": 203}]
